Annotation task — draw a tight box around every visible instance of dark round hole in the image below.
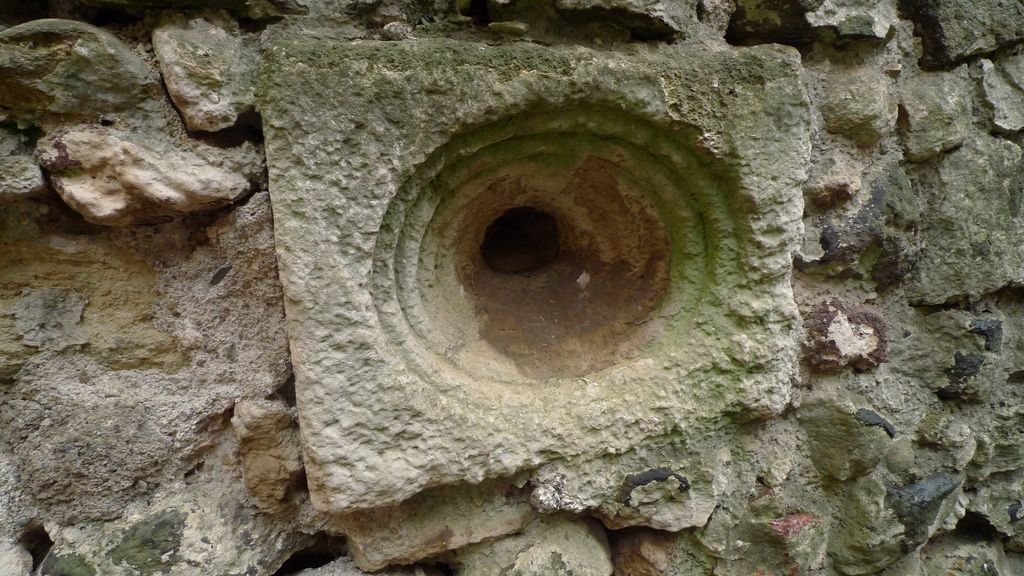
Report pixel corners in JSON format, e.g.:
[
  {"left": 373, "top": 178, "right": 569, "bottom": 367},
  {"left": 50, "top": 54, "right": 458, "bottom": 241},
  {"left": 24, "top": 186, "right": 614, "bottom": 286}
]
[{"left": 481, "top": 207, "right": 560, "bottom": 274}]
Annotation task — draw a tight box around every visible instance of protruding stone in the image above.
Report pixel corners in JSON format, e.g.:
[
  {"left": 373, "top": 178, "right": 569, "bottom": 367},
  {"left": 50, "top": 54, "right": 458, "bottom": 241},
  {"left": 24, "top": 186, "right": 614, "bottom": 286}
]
[
  {"left": 38, "top": 481, "right": 313, "bottom": 575},
  {"left": 919, "top": 533, "right": 1024, "bottom": 575},
  {"left": 805, "top": 0, "right": 897, "bottom": 40},
  {"left": 803, "top": 300, "right": 888, "bottom": 372},
  {"left": 821, "top": 67, "right": 897, "bottom": 146},
  {"left": 0, "top": 128, "right": 46, "bottom": 199},
  {"left": 152, "top": 11, "right": 257, "bottom": 132},
  {"left": 231, "top": 399, "right": 303, "bottom": 511},
  {"left": 36, "top": 126, "right": 262, "bottom": 226},
  {"left": 334, "top": 479, "right": 537, "bottom": 571},
  {"left": 829, "top": 470, "right": 961, "bottom": 575},
  {"left": 797, "top": 394, "right": 893, "bottom": 481},
  {"left": 980, "top": 54, "right": 1024, "bottom": 134},
  {"left": 0, "top": 19, "right": 157, "bottom": 124},
  {"left": 804, "top": 154, "right": 862, "bottom": 210},
  {"left": 900, "top": 0, "right": 1024, "bottom": 68},
  {"left": 13, "top": 288, "right": 88, "bottom": 351},
  {"left": 455, "top": 516, "right": 613, "bottom": 576},
  {"left": 906, "top": 135, "right": 1024, "bottom": 304},
  {"left": 295, "top": 557, "right": 444, "bottom": 576},
  {"left": 900, "top": 71, "right": 970, "bottom": 161}
]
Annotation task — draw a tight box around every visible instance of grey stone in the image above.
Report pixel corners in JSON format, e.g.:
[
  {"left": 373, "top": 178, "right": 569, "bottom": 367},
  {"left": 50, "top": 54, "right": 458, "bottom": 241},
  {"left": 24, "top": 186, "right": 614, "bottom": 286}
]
[
  {"left": 805, "top": 0, "right": 897, "bottom": 40},
  {"left": 821, "top": 67, "right": 897, "bottom": 146},
  {"left": 797, "top": 394, "right": 893, "bottom": 481},
  {"left": 152, "top": 11, "right": 257, "bottom": 132},
  {"left": 455, "top": 516, "right": 613, "bottom": 576},
  {"left": 980, "top": 54, "right": 1024, "bottom": 134},
  {"left": 900, "top": 0, "right": 1024, "bottom": 68},
  {"left": 0, "top": 128, "right": 46, "bottom": 199},
  {"left": 829, "top": 470, "right": 961, "bottom": 575},
  {"left": 12, "top": 288, "right": 88, "bottom": 350},
  {"left": 900, "top": 71, "right": 970, "bottom": 161},
  {"left": 906, "top": 135, "right": 1024, "bottom": 304},
  {"left": 0, "top": 542, "right": 31, "bottom": 576},
  {"left": 260, "top": 26, "right": 809, "bottom": 515},
  {"left": 296, "top": 557, "right": 444, "bottom": 576},
  {"left": 0, "top": 19, "right": 157, "bottom": 125}
]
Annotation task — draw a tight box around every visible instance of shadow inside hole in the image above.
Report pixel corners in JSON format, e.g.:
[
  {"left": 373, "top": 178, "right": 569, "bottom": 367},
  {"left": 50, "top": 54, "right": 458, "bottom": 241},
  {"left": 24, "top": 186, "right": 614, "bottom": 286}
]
[
  {"left": 272, "top": 533, "right": 346, "bottom": 575},
  {"left": 480, "top": 207, "right": 560, "bottom": 274},
  {"left": 18, "top": 522, "right": 53, "bottom": 570}
]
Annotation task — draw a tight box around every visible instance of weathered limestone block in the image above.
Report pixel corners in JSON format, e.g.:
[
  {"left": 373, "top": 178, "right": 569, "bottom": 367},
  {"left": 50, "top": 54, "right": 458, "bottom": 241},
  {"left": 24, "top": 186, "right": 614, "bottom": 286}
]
[
  {"left": 798, "top": 394, "right": 895, "bottom": 481},
  {"left": 805, "top": 0, "right": 897, "bottom": 40},
  {"left": 698, "top": 484, "right": 829, "bottom": 576},
  {"left": 829, "top": 470, "right": 961, "bottom": 575},
  {"left": 0, "top": 542, "right": 32, "bottom": 576},
  {"left": 802, "top": 300, "right": 888, "bottom": 372},
  {"left": 821, "top": 67, "right": 897, "bottom": 146},
  {"left": 918, "top": 534, "right": 1024, "bottom": 575},
  {"left": 552, "top": 0, "right": 696, "bottom": 38},
  {"left": 900, "top": 0, "right": 1024, "bottom": 68},
  {"left": 36, "top": 126, "right": 262, "bottom": 226},
  {"left": 899, "top": 71, "right": 970, "bottom": 161},
  {"left": 37, "top": 481, "right": 312, "bottom": 576},
  {"left": 0, "top": 128, "right": 46, "bottom": 198},
  {"left": 906, "top": 135, "right": 1024, "bottom": 304},
  {"left": 153, "top": 11, "right": 257, "bottom": 132},
  {"left": 455, "top": 516, "right": 613, "bottom": 576},
  {"left": 232, "top": 399, "right": 303, "bottom": 511},
  {"left": 296, "top": 557, "right": 444, "bottom": 576},
  {"left": 332, "top": 479, "right": 536, "bottom": 571},
  {"left": 728, "top": 0, "right": 894, "bottom": 44},
  {"left": 967, "top": 469, "right": 1024, "bottom": 540},
  {"left": 980, "top": 54, "right": 1024, "bottom": 134},
  {"left": 12, "top": 288, "right": 88, "bottom": 351},
  {"left": 0, "top": 19, "right": 157, "bottom": 124},
  {"left": 532, "top": 446, "right": 732, "bottom": 531},
  {"left": 261, "top": 25, "right": 809, "bottom": 515},
  {"left": 803, "top": 153, "right": 861, "bottom": 210}
]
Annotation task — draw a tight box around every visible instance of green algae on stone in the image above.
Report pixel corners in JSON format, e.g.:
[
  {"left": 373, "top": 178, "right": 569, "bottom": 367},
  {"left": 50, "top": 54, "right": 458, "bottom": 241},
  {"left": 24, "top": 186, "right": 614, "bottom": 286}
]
[
  {"left": 108, "top": 509, "right": 186, "bottom": 574},
  {"left": 39, "top": 552, "right": 98, "bottom": 576}
]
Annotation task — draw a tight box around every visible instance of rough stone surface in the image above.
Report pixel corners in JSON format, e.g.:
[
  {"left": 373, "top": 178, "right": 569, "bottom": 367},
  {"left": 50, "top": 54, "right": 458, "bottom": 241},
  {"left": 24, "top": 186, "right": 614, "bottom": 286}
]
[
  {"left": 0, "top": 19, "right": 157, "bottom": 125},
  {"left": 980, "top": 53, "right": 1024, "bottom": 134},
  {"left": 331, "top": 478, "right": 537, "bottom": 571},
  {"left": 455, "top": 516, "right": 613, "bottom": 576},
  {"left": 3, "top": 1, "right": 1024, "bottom": 575},
  {"left": 261, "top": 28, "right": 809, "bottom": 515},
  {"left": 37, "top": 126, "right": 262, "bottom": 226},
  {"left": 900, "top": 0, "right": 1024, "bottom": 68},
  {"left": 0, "top": 541, "right": 32, "bottom": 576},
  {"left": 232, "top": 399, "right": 304, "bottom": 512},
  {"left": 906, "top": 135, "right": 1024, "bottom": 304},
  {"left": 153, "top": 10, "right": 257, "bottom": 132},
  {"left": 296, "top": 557, "right": 444, "bottom": 576},
  {"left": 821, "top": 67, "right": 897, "bottom": 146},
  {"left": 900, "top": 70, "right": 971, "bottom": 161},
  {"left": 0, "top": 128, "right": 46, "bottom": 199}
]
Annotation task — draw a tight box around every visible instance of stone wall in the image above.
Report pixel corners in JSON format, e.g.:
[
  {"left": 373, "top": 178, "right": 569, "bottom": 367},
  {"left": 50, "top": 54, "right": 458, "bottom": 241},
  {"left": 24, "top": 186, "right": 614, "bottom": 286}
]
[{"left": 1, "top": 0, "right": 1023, "bottom": 575}]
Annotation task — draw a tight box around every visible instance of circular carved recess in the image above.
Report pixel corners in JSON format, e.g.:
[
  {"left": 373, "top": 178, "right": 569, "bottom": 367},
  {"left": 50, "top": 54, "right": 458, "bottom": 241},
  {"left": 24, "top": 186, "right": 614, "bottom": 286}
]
[{"left": 372, "top": 107, "right": 737, "bottom": 385}]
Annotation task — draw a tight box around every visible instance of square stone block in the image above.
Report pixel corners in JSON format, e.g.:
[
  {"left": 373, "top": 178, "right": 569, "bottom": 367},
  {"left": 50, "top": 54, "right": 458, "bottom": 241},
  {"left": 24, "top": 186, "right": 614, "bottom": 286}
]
[{"left": 260, "top": 25, "right": 810, "bottom": 513}]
